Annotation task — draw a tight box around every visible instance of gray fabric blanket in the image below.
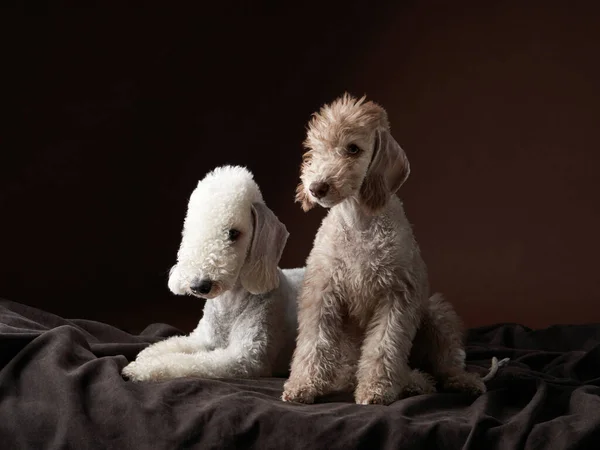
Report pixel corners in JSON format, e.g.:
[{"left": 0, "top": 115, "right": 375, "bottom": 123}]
[{"left": 1, "top": 299, "right": 599, "bottom": 449}]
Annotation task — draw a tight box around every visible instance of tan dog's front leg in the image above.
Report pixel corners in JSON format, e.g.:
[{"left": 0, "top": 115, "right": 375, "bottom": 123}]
[
  {"left": 282, "top": 283, "right": 345, "bottom": 404},
  {"left": 355, "top": 292, "right": 435, "bottom": 405}
]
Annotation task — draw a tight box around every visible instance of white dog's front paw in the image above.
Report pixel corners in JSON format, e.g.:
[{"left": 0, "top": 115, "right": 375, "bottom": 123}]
[
  {"left": 122, "top": 359, "right": 167, "bottom": 382},
  {"left": 122, "top": 361, "right": 147, "bottom": 382},
  {"left": 134, "top": 345, "right": 162, "bottom": 361}
]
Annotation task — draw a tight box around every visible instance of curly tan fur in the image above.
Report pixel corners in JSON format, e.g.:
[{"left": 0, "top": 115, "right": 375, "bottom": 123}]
[{"left": 283, "top": 94, "right": 485, "bottom": 405}]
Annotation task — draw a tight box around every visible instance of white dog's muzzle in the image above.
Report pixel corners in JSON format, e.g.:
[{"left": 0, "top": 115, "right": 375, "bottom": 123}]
[{"left": 188, "top": 277, "right": 224, "bottom": 299}]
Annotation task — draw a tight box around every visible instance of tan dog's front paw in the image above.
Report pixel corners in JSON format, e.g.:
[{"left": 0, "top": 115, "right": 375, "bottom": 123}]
[
  {"left": 354, "top": 382, "right": 399, "bottom": 405},
  {"left": 281, "top": 382, "right": 317, "bottom": 404},
  {"left": 442, "top": 372, "right": 486, "bottom": 395}
]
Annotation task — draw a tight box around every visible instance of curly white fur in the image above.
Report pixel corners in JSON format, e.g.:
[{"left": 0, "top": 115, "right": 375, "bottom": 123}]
[{"left": 122, "top": 166, "right": 304, "bottom": 382}]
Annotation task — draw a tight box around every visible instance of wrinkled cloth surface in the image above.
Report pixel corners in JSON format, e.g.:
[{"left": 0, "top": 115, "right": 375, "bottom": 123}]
[{"left": 1, "top": 299, "right": 599, "bottom": 449}]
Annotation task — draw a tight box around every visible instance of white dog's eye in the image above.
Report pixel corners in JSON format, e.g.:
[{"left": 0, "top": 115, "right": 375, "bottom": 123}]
[
  {"left": 228, "top": 229, "right": 241, "bottom": 242},
  {"left": 347, "top": 144, "right": 361, "bottom": 155}
]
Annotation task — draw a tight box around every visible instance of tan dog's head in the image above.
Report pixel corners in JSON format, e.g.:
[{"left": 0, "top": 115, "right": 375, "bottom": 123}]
[{"left": 296, "top": 93, "right": 410, "bottom": 214}]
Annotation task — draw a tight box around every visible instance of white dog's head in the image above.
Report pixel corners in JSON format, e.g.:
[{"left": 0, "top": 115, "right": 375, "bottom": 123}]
[
  {"left": 168, "top": 166, "right": 289, "bottom": 299},
  {"left": 296, "top": 93, "right": 410, "bottom": 214}
]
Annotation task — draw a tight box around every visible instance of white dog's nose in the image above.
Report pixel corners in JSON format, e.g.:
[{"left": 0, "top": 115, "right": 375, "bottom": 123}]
[{"left": 190, "top": 279, "right": 213, "bottom": 295}]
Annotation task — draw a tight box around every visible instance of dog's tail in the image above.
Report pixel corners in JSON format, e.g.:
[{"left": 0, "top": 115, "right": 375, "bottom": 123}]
[
  {"left": 481, "top": 356, "right": 511, "bottom": 382},
  {"left": 413, "top": 293, "right": 510, "bottom": 383}
]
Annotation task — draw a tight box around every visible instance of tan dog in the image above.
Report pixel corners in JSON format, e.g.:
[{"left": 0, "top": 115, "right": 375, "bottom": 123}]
[{"left": 282, "top": 94, "right": 486, "bottom": 405}]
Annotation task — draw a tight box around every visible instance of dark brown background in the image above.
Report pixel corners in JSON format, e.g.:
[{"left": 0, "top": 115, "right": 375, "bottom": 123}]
[{"left": 2, "top": 2, "right": 599, "bottom": 333}]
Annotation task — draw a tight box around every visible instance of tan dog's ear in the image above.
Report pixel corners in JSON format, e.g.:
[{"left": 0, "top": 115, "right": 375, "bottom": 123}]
[
  {"left": 295, "top": 151, "right": 315, "bottom": 211},
  {"left": 360, "top": 128, "right": 410, "bottom": 213},
  {"left": 240, "top": 202, "right": 289, "bottom": 294},
  {"left": 295, "top": 182, "right": 314, "bottom": 211}
]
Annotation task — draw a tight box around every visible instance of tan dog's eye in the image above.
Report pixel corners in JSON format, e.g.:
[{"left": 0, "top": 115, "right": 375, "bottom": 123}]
[
  {"left": 347, "top": 144, "right": 361, "bottom": 155},
  {"left": 228, "top": 229, "right": 241, "bottom": 242}
]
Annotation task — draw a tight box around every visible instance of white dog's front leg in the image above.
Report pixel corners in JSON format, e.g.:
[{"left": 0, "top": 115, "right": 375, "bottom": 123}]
[
  {"left": 122, "top": 342, "right": 270, "bottom": 382},
  {"left": 134, "top": 335, "right": 210, "bottom": 361},
  {"left": 132, "top": 318, "right": 215, "bottom": 362}
]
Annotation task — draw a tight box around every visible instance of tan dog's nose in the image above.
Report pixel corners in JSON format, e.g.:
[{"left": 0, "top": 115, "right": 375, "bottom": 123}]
[{"left": 309, "top": 182, "right": 330, "bottom": 199}]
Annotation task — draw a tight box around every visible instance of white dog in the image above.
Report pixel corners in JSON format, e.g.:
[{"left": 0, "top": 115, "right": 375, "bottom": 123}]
[{"left": 122, "top": 166, "right": 304, "bottom": 382}]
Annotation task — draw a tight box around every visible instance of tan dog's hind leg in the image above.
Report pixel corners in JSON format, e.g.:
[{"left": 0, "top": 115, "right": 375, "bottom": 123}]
[{"left": 412, "top": 293, "right": 486, "bottom": 395}]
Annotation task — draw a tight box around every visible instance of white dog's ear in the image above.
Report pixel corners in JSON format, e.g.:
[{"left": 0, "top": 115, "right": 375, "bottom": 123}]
[
  {"left": 240, "top": 202, "right": 289, "bottom": 295},
  {"left": 360, "top": 128, "right": 410, "bottom": 213}
]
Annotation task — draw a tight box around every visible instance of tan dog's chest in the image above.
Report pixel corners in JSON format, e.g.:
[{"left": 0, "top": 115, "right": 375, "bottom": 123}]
[{"left": 312, "top": 216, "right": 400, "bottom": 318}]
